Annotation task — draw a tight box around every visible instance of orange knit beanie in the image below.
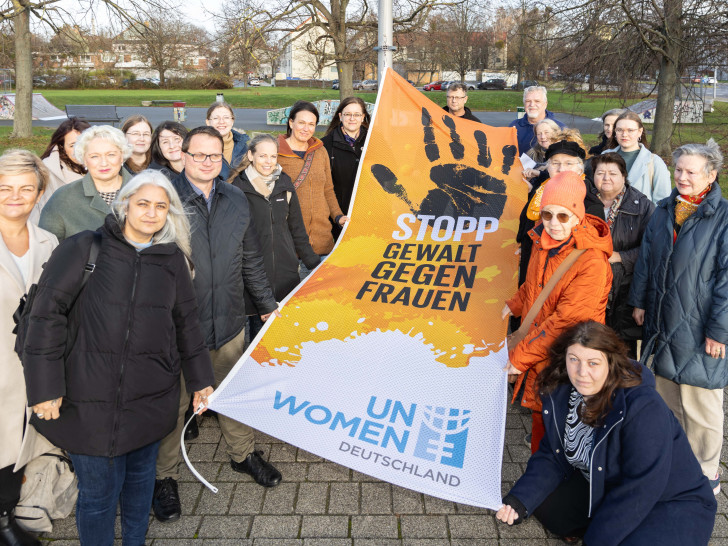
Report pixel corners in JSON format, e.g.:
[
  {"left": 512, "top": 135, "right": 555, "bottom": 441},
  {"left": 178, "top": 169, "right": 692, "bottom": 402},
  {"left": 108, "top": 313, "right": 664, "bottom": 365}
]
[{"left": 540, "top": 171, "right": 586, "bottom": 220}]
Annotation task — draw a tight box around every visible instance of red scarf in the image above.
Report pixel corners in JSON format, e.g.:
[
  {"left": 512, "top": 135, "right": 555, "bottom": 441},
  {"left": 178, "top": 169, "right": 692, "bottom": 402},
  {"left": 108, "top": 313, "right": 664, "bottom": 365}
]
[{"left": 674, "top": 184, "right": 712, "bottom": 242}]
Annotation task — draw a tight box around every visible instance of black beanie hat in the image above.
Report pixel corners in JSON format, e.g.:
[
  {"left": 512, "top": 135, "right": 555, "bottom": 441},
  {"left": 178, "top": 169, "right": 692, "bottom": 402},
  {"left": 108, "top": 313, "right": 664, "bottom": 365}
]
[{"left": 544, "top": 140, "right": 586, "bottom": 161}]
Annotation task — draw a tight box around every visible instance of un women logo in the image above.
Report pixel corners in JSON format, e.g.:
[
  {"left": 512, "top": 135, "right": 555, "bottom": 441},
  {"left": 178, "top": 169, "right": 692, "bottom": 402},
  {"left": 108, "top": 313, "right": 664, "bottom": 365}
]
[{"left": 413, "top": 406, "right": 471, "bottom": 468}]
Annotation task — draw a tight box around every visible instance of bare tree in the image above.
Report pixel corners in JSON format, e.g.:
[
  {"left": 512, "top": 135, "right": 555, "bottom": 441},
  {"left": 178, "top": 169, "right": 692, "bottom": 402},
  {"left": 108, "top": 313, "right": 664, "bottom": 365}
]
[
  {"left": 544, "top": 0, "right": 728, "bottom": 156},
  {"left": 216, "top": 2, "right": 271, "bottom": 85},
  {"left": 121, "top": 16, "right": 208, "bottom": 86},
  {"left": 429, "top": 0, "right": 488, "bottom": 82},
  {"left": 1, "top": 0, "right": 173, "bottom": 138},
  {"left": 220, "top": 0, "right": 454, "bottom": 99}
]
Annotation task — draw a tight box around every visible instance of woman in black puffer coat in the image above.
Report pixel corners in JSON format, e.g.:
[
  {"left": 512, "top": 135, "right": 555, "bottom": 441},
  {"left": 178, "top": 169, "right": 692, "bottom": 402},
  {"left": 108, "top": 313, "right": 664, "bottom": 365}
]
[
  {"left": 229, "top": 134, "right": 320, "bottom": 341},
  {"left": 322, "top": 96, "right": 370, "bottom": 241},
  {"left": 23, "top": 170, "right": 215, "bottom": 546},
  {"left": 592, "top": 153, "right": 654, "bottom": 356}
]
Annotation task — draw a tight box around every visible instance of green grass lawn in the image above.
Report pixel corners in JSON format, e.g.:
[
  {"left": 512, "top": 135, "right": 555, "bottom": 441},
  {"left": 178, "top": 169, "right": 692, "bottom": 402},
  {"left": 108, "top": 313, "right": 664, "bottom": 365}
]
[
  {"left": 3, "top": 87, "right": 727, "bottom": 195},
  {"left": 39, "top": 88, "right": 379, "bottom": 109},
  {"left": 38, "top": 87, "right": 631, "bottom": 118},
  {"left": 0, "top": 127, "right": 55, "bottom": 156}
]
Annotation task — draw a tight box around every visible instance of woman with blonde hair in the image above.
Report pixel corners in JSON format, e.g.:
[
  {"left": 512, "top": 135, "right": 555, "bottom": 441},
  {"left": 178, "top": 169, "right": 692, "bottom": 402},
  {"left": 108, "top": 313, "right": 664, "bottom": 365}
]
[
  {"left": 0, "top": 149, "right": 58, "bottom": 546},
  {"left": 229, "top": 134, "right": 319, "bottom": 339},
  {"left": 23, "top": 169, "right": 215, "bottom": 546},
  {"left": 39, "top": 125, "right": 133, "bottom": 241}
]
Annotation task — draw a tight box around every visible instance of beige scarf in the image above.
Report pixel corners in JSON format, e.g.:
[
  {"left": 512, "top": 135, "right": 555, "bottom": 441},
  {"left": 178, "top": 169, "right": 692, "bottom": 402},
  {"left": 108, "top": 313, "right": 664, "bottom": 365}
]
[
  {"left": 246, "top": 164, "right": 282, "bottom": 198},
  {"left": 222, "top": 131, "right": 235, "bottom": 164}
]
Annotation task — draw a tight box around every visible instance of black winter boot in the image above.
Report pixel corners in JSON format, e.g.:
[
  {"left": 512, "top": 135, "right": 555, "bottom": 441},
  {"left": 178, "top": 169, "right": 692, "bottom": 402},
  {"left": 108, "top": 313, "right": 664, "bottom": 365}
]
[{"left": 0, "top": 510, "right": 41, "bottom": 546}]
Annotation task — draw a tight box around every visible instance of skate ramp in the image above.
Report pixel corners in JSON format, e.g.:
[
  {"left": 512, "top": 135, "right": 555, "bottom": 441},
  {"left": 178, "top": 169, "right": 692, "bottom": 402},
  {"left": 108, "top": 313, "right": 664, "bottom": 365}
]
[{"left": 0, "top": 93, "right": 67, "bottom": 120}]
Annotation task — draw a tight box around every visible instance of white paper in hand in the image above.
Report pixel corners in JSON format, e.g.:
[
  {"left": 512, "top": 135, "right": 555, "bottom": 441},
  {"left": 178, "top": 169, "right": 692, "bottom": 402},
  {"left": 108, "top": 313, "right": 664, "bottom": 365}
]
[{"left": 520, "top": 153, "right": 538, "bottom": 170}]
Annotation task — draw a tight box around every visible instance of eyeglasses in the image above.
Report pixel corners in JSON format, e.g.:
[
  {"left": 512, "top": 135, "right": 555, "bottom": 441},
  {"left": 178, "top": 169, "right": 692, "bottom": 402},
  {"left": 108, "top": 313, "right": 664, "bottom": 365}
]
[
  {"left": 541, "top": 210, "right": 573, "bottom": 223},
  {"left": 186, "top": 152, "right": 223, "bottom": 163},
  {"left": 615, "top": 128, "right": 640, "bottom": 135},
  {"left": 447, "top": 96, "right": 466, "bottom": 101},
  {"left": 209, "top": 116, "right": 233, "bottom": 123},
  {"left": 549, "top": 161, "right": 582, "bottom": 169},
  {"left": 341, "top": 112, "right": 363, "bottom": 119},
  {"left": 127, "top": 131, "right": 152, "bottom": 139}
]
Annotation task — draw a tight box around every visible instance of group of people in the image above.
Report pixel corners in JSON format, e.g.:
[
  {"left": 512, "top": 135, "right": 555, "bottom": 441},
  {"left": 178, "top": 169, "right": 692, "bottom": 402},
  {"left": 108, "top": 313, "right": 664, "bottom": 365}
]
[
  {"left": 0, "top": 83, "right": 726, "bottom": 546},
  {"left": 0, "top": 97, "right": 369, "bottom": 546},
  {"left": 492, "top": 86, "right": 726, "bottom": 544}
]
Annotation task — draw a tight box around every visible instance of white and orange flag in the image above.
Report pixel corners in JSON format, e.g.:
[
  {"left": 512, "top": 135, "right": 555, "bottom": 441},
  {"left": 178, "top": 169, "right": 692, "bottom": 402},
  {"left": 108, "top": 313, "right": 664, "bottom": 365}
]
[{"left": 206, "top": 69, "right": 527, "bottom": 508}]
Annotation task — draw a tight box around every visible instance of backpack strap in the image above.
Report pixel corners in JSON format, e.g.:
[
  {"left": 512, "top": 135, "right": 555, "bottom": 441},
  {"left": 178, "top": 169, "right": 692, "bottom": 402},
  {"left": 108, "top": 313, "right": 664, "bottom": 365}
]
[
  {"left": 293, "top": 150, "right": 316, "bottom": 190},
  {"left": 508, "top": 248, "right": 586, "bottom": 351}
]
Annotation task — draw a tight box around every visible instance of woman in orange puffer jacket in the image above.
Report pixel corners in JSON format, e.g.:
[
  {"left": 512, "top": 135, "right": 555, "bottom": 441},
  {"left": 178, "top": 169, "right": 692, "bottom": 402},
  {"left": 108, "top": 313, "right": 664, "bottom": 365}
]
[{"left": 503, "top": 171, "right": 613, "bottom": 454}]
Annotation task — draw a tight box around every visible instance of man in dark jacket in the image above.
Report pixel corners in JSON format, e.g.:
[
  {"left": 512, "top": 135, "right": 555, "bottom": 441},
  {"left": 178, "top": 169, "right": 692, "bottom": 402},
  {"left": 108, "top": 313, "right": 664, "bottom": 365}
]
[
  {"left": 153, "top": 126, "right": 282, "bottom": 523},
  {"left": 443, "top": 83, "right": 481, "bottom": 123},
  {"left": 509, "top": 86, "right": 565, "bottom": 155}
]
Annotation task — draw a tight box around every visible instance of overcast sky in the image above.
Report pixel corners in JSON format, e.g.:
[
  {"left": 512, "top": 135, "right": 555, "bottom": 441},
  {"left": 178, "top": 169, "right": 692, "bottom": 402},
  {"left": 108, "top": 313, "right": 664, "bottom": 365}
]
[{"left": 33, "top": 0, "right": 219, "bottom": 34}]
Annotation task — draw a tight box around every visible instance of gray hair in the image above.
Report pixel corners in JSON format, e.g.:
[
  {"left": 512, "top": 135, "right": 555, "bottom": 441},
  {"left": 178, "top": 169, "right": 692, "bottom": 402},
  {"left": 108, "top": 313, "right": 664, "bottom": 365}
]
[
  {"left": 534, "top": 118, "right": 560, "bottom": 134},
  {"left": 74, "top": 125, "right": 133, "bottom": 165},
  {"left": 523, "top": 85, "right": 547, "bottom": 102},
  {"left": 601, "top": 108, "right": 626, "bottom": 122},
  {"left": 0, "top": 148, "right": 49, "bottom": 192},
  {"left": 447, "top": 83, "right": 468, "bottom": 96},
  {"left": 672, "top": 139, "right": 723, "bottom": 176},
  {"left": 112, "top": 169, "right": 191, "bottom": 259}
]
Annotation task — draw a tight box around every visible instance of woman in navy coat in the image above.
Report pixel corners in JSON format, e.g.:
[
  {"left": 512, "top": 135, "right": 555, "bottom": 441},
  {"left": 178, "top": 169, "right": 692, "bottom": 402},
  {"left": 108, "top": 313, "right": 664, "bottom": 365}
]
[
  {"left": 496, "top": 321, "right": 716, "bottom": 545},
  {"left": 630, "top": 140, "right": 728, "bottom": 494}
]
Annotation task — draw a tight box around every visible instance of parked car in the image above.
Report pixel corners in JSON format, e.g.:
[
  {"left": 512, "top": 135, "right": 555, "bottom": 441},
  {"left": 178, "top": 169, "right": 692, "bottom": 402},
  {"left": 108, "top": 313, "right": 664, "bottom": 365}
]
[
  {"left": 478, "top": 78, "right": 507, "bottom": 90},
  {"left": 511, "top": 79, "right": 539, "bottom": 90},
  {"left": 423, "top": 80, "right": 445, "bottom": 91},
  {"left": 332, "top": 79, "right": 339, "bottom": 89},
  {"left": 352, "top": 80, "right": 363, "bottom": 90},
  {"left": 32, "top": 77, "right": 47, "bottom": 87},
  {"left": 359, "top": 79, "right": 378, "bottom": 91},
  {"left": 248, "top": 78, "right": 261, "bottom": 86}
]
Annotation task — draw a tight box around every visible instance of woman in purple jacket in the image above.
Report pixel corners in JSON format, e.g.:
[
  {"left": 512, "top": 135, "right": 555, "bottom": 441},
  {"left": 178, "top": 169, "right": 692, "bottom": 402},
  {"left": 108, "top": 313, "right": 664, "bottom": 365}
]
[{"left": 496, "top": 321, "right": 716, "bottom": 545}]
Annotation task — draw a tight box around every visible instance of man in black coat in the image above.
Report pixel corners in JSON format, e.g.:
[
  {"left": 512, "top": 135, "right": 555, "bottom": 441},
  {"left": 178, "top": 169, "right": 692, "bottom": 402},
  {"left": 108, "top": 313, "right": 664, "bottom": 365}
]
[
  {"left": 443, "top": 83, "right": 482, "bottom": 123},
  {"left": 153, "top": 126, "right": 282, "bottom": 523}
]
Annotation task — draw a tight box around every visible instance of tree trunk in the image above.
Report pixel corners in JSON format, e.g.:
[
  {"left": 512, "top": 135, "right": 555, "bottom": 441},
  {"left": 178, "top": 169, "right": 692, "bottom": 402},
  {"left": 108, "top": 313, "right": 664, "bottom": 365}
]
[
  {"left": 11, "top": 2, "right": 32, "bottom": 139},
  {"left": 337, "top": 60, "right": 354, "bottom": 100},
  {"left": 652, "top": 54, "right": 678, "bottom": 157},
  {"left": 651, "top": 0, "right": 682, "bottom": 158},
  {"left": 159, "top": 68, "right": 166, "bottom": 87}
]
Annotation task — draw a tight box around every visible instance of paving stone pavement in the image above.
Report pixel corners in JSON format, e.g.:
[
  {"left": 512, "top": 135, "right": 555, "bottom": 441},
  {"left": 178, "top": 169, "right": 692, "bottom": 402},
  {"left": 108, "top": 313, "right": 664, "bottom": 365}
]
[{"left": 41, "top": 399, "right": 728, "bottom": 545}]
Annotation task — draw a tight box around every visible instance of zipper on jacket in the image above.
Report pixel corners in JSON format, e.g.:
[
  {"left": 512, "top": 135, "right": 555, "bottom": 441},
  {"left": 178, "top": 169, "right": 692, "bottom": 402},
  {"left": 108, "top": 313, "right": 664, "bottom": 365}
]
[
  {"left": 109, "top": 252, "right": 140, "bottom": 456},
  {"left": 548, "top": 395, "right": 565, "bottom": 451},
  {"left": 587, "top": 416, "right": 624, "bottom": 517},
  {"left": 269, "top": 197, "right": 276, "bottom": 288}
]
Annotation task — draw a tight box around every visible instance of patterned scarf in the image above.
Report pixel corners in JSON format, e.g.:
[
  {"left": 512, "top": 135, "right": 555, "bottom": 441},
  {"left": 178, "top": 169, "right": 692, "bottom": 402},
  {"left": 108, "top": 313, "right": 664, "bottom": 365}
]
[
  {"left": 564, "top": 388, "right": 595, "bottom": 480},
  {"left": 675, "top": 184, "right": 712, "bottom": 228},
  {"left": 599, "top": 186, "right": 626, "bottom": 229}
]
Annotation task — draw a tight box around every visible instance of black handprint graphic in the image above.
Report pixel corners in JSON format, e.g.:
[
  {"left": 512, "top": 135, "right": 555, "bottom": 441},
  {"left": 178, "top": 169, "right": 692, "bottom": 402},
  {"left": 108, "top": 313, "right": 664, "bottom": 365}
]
[{"left": 371, "top": 107, "right": 517, "bottom": 219}]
